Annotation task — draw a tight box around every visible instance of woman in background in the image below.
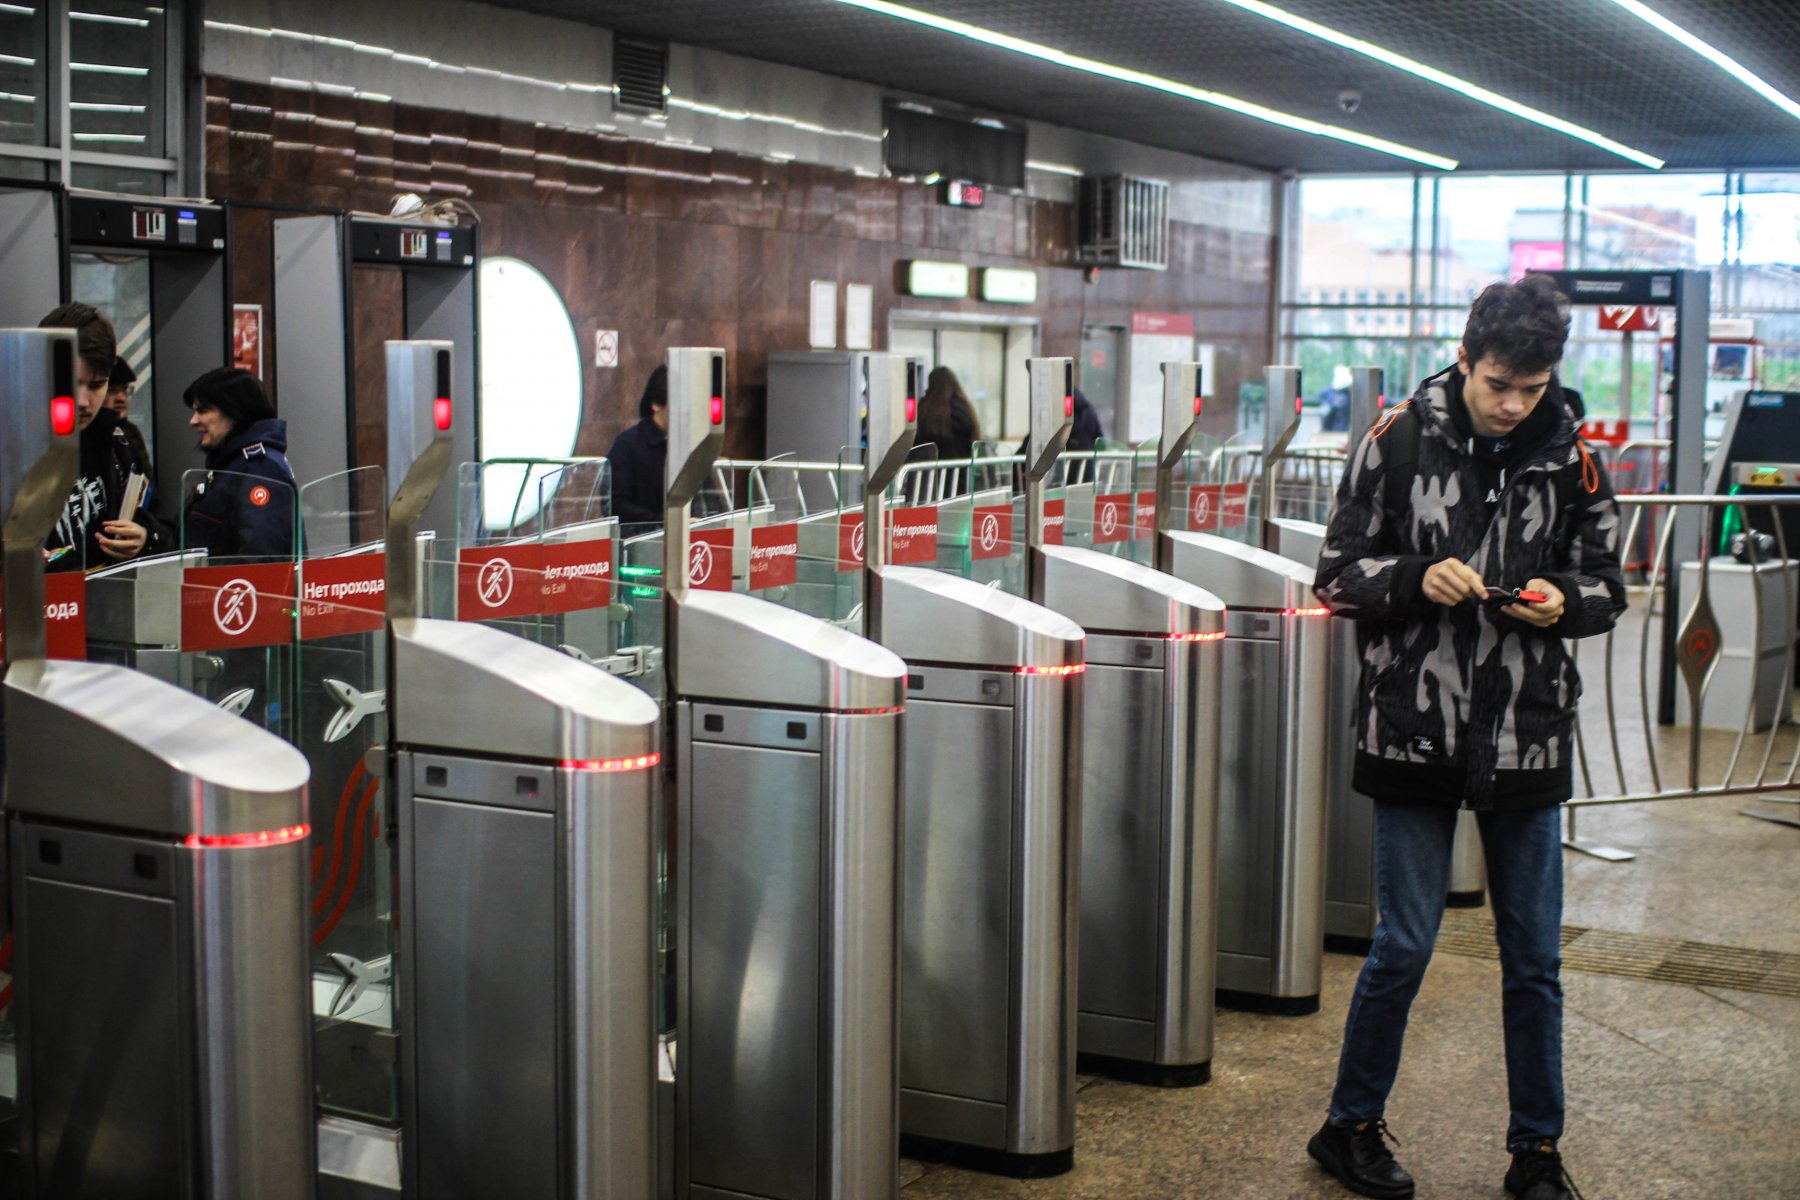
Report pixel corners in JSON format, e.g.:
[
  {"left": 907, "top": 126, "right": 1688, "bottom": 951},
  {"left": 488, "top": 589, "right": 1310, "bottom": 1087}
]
[{"left": 181, "top": 367, "right": 297, "bottom": 562}]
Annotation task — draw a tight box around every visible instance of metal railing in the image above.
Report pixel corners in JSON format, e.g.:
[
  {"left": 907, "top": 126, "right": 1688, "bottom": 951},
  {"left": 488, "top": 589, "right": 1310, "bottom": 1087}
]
[{"left": 1568, "top": 492, "right": 1800, "bottom": 856}]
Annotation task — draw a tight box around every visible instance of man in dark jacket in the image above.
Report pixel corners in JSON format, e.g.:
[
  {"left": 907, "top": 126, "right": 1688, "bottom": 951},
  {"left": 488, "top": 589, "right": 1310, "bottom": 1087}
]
[
  {"left": 1306, "top": 275, "right": 1625, "bottom": 1200},
  {"left": 606, "top": 365, "right": 669, "bottom": 534},
  {"left": 39, "top": 303, "right": 168, "bottom": 571},
  {"left": 181, "top": 367, "right": 298, "bottom": 562}
]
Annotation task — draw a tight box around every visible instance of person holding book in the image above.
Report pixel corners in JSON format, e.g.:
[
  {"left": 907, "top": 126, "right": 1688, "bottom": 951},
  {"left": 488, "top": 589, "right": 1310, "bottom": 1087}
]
[{"left": 38, "top": 303, "right": 168, "bottom": 571}]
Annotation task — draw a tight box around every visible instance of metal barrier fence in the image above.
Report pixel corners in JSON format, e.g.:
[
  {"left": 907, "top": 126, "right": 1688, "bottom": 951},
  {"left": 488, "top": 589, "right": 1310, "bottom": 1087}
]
[{"left": 1568, "top": 493, "right": 1800, "bottom": 857}]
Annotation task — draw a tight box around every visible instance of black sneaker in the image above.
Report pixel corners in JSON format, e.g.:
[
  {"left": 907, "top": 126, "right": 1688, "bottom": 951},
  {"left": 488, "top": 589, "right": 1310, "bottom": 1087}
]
[
  {"left": 1307, "top": 1118, "right": 1416, "bottom": 1199},
  {"left": 1504, "top": 1140, "right": 1585, "bottom": 1200}
]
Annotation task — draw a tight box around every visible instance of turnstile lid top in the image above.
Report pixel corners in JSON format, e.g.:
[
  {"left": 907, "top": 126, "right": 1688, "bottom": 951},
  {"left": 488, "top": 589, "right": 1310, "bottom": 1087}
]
[
  {"left": 673, "top": 589, "right": 905, "bottom": 712},
  {"left": 875, "top": 565, "right": 1084, "bottom": 668},
  {"left": 392, "top": 617, "right": 659, "bottom": 763},
  {"left": 3, "top": 658, "right": 309, "bottom": 836},
  {"left": 1268, "top": 518, "right": 1327, "bottom": 566},
  {"left": 1166, "top": 530, "right": 1318, "bottom": 612},
  {"left": 1040, "top": 544, "right": 1224, "bottom": 637}
]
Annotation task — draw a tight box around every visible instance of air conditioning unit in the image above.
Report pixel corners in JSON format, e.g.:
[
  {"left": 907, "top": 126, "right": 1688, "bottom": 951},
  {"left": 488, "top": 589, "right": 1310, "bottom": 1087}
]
[{"left": 1078, "top": 175, "right": 1170, "bottom": 271}]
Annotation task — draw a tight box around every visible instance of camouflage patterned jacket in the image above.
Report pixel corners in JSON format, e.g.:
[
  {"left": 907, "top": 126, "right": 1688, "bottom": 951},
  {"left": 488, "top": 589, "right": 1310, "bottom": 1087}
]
[{"left": 1314, "top": 367, "right": 1627, "bottom": 810}]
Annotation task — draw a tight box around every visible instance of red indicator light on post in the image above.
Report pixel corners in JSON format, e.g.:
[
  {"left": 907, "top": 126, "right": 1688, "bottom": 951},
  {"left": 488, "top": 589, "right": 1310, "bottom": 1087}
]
[
  {"left": 561, "top": 752, "right": 661, "bottom": 772},
  {"left": 1295, "top": 395, "right": 1304, "bottom": 415},
  {"left": 1065, "top": 395, "right": 1074, "bottom": 418},
  {"left": 433, "top": 397, "right": 452, "bottom": 431},
  {"left": 51, "top": 395, "right": 76, "bottom": 436},
  {"left": 1194, "top": 395, "right": 1203, "bottom": 416},
  {"left": 906, "top": 396, "right": 917, "bottom": 423},
  {"left": 1377, "top": 393, "right": 1387, "bottom": 411},
  {"left": 709, "top": 396, "right": 723, "bottom": 425},
  {"left": 184, "top": 823, "right": 311, "bottom": 850}
]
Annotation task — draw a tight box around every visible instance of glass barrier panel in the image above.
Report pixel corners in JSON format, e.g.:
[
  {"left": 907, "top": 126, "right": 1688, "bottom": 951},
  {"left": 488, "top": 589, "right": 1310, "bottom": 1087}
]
[
  {"left": 296, "top": 467, "right": 396, "bottom": 1123},
  {"left": 176, "top": 467, "right": 300, "bottom": 737}
]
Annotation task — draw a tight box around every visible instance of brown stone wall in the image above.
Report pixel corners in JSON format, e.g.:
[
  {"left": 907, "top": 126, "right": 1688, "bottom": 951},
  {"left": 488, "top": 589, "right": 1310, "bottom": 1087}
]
[{"left": 207, "top": 78, "right": 1271, "bottom": 466}]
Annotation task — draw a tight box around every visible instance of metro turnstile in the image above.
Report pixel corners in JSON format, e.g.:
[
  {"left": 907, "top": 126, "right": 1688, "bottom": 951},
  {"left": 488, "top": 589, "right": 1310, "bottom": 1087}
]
[
  {"left": 1039, "top": 548, "right": 1226, "bottom": 1083},
  {"left": 1270, "top": 516, "right": 1378, "bottom": 950},
  {"left": 852, "top": 352, "right": 1086, "bottom": 1173},
  {"left": 1165, "top": 533, "right": 1330, "bottom": 1013},
  {"left": 661, "top": 347, "right": 906, "bottom": 1200},
  {"left": 874, "top": 567, "right": 1084, "bottom": 1174},
  {"left": 2, "top": 325, "right": 315, "bottom": 1199},
  {"left": 671, "top": 591, "right": 905, "bottom": 1200},
  {"left": 392, "top": 621, "right": 660, "bottom": 1200}
]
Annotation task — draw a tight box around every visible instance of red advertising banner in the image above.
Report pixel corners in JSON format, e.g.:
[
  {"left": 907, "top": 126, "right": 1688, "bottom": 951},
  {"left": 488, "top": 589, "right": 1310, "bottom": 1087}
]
[
  {"left": 457, "top": 544, "right": 544, "bottom": 621},
  {"left": 750, "top": 524, "right": 799, "bottom": 590},
  {"left": 1044, "top": 498, "right": 1064, "bottom": 546},
  {"left": 1134, "top": 491, "right": 1156, "bottom": 540},
  {"left": 837, "top": 512, "right": 867, "bottom": 573},
  {"left": 1188, "top": 485, "right": 1222, "bottom": 532},
  {"left": 971, "top": 505, "right": 1013, "bottom": 561},
  {"left": 1094, "top": 493, "right": 1132, "bottom": 545},
  {"left": 541, "top": 539, "right": 613, "bottom": 614},
  {"left": 1223, "top": 481, "right": 1251, "bottom": 529},
  {"left": 182, "top": 561, "right": 296, "bottom": 651},
  {"left": 0, "top": 572, "right": 88, "bottom": 660},
  {"left": 888, "top": 506, "right": 939, "bottom": 565},
  {"left": 685, "top": 529, "right": 734, "bottom": 592},
  {"left": 299, "top": 554, "right": 385, "bottom": 639}
]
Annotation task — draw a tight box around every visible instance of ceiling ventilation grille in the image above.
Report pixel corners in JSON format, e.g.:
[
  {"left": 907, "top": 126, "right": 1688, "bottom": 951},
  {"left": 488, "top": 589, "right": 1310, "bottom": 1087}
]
[
  {"left": 1078, "top": 176, "right": 1170, "bottom": 271},
  {"left": 613, "top": 37, "right": 669, "bottom": 116}
]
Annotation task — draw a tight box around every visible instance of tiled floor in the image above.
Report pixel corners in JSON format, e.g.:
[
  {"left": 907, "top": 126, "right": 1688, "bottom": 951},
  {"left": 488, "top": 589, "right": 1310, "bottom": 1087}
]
[{"left": 902, "top": 794, "right": 1800, "bottom": 1199}]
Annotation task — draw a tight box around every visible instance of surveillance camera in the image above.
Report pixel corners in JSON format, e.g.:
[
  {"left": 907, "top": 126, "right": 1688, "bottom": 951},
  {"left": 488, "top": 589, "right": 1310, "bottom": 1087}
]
[{"left": 1338, "top": 88, "right": 1362, "bottom": 114}]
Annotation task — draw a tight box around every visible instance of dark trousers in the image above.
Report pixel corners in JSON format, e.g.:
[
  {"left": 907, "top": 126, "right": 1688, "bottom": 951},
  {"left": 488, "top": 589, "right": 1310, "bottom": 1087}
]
[{"left": 1328, "top": 800, "right": 1565, "bottom": 1150}]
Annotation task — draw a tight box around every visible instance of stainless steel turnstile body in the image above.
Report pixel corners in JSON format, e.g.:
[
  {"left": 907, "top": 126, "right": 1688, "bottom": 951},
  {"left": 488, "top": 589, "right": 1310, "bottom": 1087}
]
[
  {"left": 1166, "top": 533, "right": 1330, "bottom": 1013},
  {"left": 1270, "top": 518, "right": 1378, "bottom": 950},
  {"left": 871, "top": 566, "right": 1083, "bottom": 1173},
  {"left": 392, "top": 618, "right": 660, "bottom": 1200},
  {"left": 5, "top": 660, "right": 314, "bottom": 1198},
  {"left": 1038, "top": 546, "right": 1225, "bottom": 1084},
  {"left": 672, "top": 590, "right": 906, "bottom": 1200}
]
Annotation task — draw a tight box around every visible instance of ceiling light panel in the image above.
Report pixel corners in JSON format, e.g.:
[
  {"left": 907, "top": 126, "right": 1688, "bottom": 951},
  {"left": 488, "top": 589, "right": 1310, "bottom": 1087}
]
[
  {"left": 1206, "top": 0, "right": 1664, "bottom": 168},
  {"left": 824, "top": 0, "right": 1459, "bottom": 170},
  {"left": 1599, "top": 0, "right": 1800, "bottom": 125}
]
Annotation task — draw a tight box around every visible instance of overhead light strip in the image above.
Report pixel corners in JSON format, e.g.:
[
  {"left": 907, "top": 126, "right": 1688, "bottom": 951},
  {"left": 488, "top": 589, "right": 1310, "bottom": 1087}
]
[
  {"left": 1598, "top": 0, "right": 1800, "bottom": 124},
  {"left": 1207, "top": 0, "right": 1664, "bottom": 169},
  {"left": 824, "top": 0, "right": 1458, "bottom": 170}
]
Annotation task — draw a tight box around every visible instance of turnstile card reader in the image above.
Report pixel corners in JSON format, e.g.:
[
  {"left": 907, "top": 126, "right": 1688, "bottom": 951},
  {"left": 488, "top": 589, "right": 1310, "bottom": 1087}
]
[
  {"left": 3, "top": 328, "right": 315, "bottom": 1200},
  {"left": 1164, "top": 532, "right": 1330, "bottom": 1014},
  {"left": 382, "top": 339, "right": 661, "bottom": 1200},
  {"left": 664, "top": 348, "right": 907, "bottom": 1200}
]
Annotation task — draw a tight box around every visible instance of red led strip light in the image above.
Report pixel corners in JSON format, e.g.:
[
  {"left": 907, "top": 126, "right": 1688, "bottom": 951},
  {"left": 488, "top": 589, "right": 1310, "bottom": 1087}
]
[
  {"left": 185, "top": 823, "right": 311, "bottom": 850},
  {"left": 1168, "top": 630, "right": 1227, "bottom": 642},
  {"left": 1283, "top": 606, "right": 1330, "bottom": 617},
  {"left": 844, "top": 705, "right": 905, "bottom": 715},
  {"left": 562, "top": 752, "right": 662, "bottom": 772},
  {"left": 1018, "top": 663, "right": 1086, "bottom": 677}
]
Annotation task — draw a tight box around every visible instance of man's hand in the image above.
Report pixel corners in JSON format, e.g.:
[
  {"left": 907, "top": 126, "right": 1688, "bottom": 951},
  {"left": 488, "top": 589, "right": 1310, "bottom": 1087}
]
[
  {"left": 1422, "top": 557, "right": 1485, "bottom": 607},
  {"left": 1504, "top": 577, "right": 1564, "bottom": 628},
  {"left": 96, "top": 519, "right": 146, "bottom": 561}
]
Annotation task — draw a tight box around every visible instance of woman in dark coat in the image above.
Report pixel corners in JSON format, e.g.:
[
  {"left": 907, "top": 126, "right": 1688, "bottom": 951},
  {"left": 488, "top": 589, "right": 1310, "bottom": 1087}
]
[
  {"left": 181, "top": 368, "right": 298, "bottom": 562},
  {"left": 915, "top": 365, "right": 982, "bottom": 463}
]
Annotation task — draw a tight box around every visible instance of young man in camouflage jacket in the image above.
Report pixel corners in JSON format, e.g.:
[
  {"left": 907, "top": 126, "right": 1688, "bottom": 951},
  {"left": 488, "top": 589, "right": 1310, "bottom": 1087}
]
[{"left": 1306, "top": 275, "right": 1626, "bottom": 1200}]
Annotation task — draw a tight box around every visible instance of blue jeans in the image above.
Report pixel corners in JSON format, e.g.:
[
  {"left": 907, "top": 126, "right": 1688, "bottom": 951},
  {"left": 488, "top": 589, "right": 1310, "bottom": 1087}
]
[{"left": 1328, "top": 801, "right": 1565, "bottom": 1150}]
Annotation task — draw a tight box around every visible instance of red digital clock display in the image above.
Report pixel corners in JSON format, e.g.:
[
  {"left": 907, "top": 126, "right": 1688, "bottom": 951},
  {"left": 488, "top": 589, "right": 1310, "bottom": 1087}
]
[{"left": 944, "top": 180, "right": 986, "bottom": 208}]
